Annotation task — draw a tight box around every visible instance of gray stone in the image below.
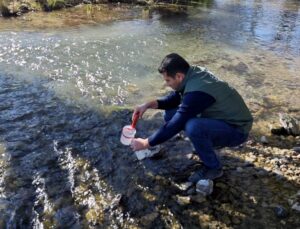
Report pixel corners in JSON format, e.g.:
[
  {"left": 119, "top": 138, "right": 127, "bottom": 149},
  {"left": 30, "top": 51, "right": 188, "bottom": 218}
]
[
  {"left": 292, "top": 147, "right": 300, "bottom": 153},
  {"left": 236, "top": 167, "right": 243, "bottom": 172},
  {"left": 191, "top": 194, "right": 206, "bottom": 203},
  {"left": 260, "top": 136, "right": 268, "bottom": 144},
  {"left": 274, "top": 206, "right": 288, "bottom": 219},
  {"left": 279, "top": 113, "right": 299, "bottom": 136},
  {"left": 187, "top": 187, "right": 196, "bottom": 195},
  {"left": 140, "top": 212, "right": 159, "bottom": 226},
  {"left": 291, "top": 202, "right": 300, "bottom": 212},
  {"left": 196, "top": 179, "right": 213, "bottom": 196}
]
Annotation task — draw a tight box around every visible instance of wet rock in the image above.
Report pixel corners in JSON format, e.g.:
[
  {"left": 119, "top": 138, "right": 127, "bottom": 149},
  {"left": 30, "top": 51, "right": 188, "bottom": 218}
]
[
  {"left": 279, "top": 113, "right": 299, "bottom": 136},
  {"left": 176, "top": 182, "right": 193, "bottom": 191},
  {"left": 110, "top": 194, "right": 122, "bottom": 209},
  {"left": 85, "top": 208, "right": 104, "bottom": 225},
  {"left": 227, "top": 62, "right": 249, "bottom": 74},
  {"left": 18, "top": 3, "right": 30, "bottom": 14},
  {"left": 273, "top": 169, "right": 283, "bottom": 176},
  {"left": 257, "top": 170, "right": 268, "bottom": 177},
  {"left": 175, "top": 195, "right": 191, "bottom": 205},
  {"left": 215, "top": 182, "right": 227, "bottom": 189},
  {"left": 274, "top": 205, "right": 289, "bottom": 219},
  {"left": 185, "top": 153, "right": 194, "bottom": 160},
  {"left": 0, "top": 199, "right": 10, "bottom": 211},
  {"left": 291, "top": 202, "right": 300, "bottom": 212},
  {"left": 260, "top": 136, "right": 268, "bottom": 144},
  {"left": 187, "top": 187, "right": 196, "bottom": 195},
  {"left": 222, "top": 215, "right": 232, "bottom": 225},
  {"left": 54, "top": 207, "right": 79, "bottom": 227},
  {"left": 232, "top": 217, "right": 241, "bottom": 225},
  {"left": 236, "top": 167, "right": 243, "bottom": 172},
  {"left": 191, "top": 194, "right": 206, "bottom": 204},
  {"left": 245, "top": 155, "right": 256, "bottom": 163},
  {"left": 196, "top": 179, "right": 213, "bottom": 196},
  {"left": 140, "top": 212, "right": 159, "bottom": 226},
  {"left": 292, "top": 147, "right": 300, "bottom": 153}
]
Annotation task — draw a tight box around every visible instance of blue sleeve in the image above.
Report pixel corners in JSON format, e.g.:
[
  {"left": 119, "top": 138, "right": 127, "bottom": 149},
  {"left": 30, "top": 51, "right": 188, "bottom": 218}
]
[
  {"left": 157, "top": 91, "right": 181, "bottom": 110},
  {"left": 148, "top": 91, "right": 215, "bottom": 146}
]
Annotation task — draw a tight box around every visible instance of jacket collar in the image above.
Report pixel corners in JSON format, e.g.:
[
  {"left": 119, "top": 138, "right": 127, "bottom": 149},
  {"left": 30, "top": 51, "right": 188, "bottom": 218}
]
[{"left": 177, "top": 66, "right": 194, "bottom": 92}]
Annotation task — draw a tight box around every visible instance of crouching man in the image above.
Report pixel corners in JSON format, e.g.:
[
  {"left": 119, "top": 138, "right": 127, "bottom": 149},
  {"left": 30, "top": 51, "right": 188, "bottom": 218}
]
[{"left": 131, "top": 53, "right": 253, "bottom": 182}]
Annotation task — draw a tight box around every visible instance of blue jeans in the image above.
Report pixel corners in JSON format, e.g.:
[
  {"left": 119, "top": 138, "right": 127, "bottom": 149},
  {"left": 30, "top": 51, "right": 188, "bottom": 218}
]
[{"left": 164, "top": 108, "right": 248, "bottom": 169}]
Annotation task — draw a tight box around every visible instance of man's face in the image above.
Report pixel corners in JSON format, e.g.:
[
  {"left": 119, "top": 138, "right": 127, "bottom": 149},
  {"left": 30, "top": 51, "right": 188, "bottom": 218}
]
[{"left": 163, "top": 72, "right": 184, "bottom": 91}]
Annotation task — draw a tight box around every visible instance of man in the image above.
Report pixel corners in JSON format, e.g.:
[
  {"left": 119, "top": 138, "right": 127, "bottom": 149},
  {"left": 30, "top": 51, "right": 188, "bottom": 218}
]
[{"left": 131, "top": 53, "right": 253, "bottom": 182}]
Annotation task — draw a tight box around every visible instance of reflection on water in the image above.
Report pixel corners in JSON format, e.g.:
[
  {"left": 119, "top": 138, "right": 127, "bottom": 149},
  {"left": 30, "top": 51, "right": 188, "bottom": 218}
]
[{"left": 0, "top": 0, "right": 299, "bottom": 110}]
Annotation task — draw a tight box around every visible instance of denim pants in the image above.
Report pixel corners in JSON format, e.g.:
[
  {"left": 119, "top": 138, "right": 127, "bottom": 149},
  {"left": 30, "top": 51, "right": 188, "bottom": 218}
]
[{"left": 165, "top": 108, "right": 248, "bottom": 169}]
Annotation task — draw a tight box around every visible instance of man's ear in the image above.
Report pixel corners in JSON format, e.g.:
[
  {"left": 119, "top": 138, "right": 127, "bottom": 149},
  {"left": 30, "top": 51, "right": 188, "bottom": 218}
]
[{"left": 176, "top": 72, "right": 185, "bottom": 80}]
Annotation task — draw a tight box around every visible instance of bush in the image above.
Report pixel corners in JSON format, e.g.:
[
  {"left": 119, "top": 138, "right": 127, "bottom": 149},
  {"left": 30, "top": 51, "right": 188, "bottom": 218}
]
[{"left": 0, "top": 0, "right": 12, "bottom": 17}]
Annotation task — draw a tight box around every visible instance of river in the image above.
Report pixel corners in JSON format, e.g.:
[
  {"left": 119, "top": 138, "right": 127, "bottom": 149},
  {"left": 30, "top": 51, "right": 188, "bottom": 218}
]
[{"left": 0, "top": 0, "right": 299, "bottom": 228}]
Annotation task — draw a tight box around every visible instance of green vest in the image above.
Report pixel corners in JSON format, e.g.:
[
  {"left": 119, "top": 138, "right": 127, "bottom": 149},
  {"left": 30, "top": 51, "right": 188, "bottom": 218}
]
[{"left": 177, "top": 66, "right": 253, "bottom": 133}]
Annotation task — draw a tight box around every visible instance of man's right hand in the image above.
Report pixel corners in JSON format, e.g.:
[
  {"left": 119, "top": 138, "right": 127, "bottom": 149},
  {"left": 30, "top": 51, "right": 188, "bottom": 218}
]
[
  {"left": 132, "top": 100, "right": 159, "bottom": 121},
  {"left": 133, "top": 104, "right": 148, "bottom": 120}
]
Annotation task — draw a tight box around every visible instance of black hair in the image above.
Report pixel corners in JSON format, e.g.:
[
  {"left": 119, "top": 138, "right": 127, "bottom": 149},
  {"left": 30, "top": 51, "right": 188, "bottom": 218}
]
[{"left": 158, "top": 53, "right": 190, "bottom": 77}]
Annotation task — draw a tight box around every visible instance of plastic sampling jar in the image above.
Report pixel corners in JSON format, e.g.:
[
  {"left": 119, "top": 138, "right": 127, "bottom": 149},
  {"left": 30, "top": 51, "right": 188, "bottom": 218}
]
[{"left": 120, "top": 125, "right": 136, "bottom": 145}]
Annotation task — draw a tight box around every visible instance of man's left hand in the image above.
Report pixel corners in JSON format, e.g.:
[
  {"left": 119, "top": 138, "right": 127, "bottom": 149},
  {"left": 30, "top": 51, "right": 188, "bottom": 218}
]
[{"left": 131, "top": 138, "right": 149, "bottom": 151}]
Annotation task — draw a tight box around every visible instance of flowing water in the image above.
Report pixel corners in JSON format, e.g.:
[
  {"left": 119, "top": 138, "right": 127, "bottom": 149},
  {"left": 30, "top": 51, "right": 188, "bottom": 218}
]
[{"left": 0, "top": 0, "right": 299, "bottom": 228}]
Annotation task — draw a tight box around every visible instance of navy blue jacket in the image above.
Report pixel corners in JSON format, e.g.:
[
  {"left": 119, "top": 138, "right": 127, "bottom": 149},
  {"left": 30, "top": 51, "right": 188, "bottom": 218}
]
[{"left": 148, "top": 91, "right": 215, "bottom": 146}]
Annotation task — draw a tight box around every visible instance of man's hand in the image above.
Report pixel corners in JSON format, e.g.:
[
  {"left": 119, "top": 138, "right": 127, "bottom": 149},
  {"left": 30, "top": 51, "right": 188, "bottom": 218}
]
[
  {"left": 132, "top": 104, "right": 148, "bottom": 120},
  {"left": 132, "top": 100, "right": 158, "bottom": 120},
  {"left": 130, "top": 138, "right": 150, "bottom": 151}
]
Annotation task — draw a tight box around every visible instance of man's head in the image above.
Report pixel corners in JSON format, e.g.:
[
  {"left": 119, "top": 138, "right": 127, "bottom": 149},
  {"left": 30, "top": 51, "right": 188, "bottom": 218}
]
[{"left": 158, "top": 53, "right": 190, "bottom": 91}]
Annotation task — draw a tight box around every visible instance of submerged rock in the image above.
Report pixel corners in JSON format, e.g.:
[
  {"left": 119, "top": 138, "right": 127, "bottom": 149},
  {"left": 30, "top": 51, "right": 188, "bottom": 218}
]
[
  {"left": 274, "top": 205, "right": 289, "bottom": 219},
  {"left": 176, "top": 182, "right": 193, "bottom": 191},
  {"left": 291, "top": 202, "right": 300, "bottom": 212},
  {"left": 175, "top": 195, "right": 191, "bottom": 205},
  {"left": 292, "top": 147, "right": 300, "bottom": 153},
  {"left": 140, "top": 212, "right": 159, "bottom": 226},
  {"left": 191, "top": 194, "right": 206, "bottom": 204}
]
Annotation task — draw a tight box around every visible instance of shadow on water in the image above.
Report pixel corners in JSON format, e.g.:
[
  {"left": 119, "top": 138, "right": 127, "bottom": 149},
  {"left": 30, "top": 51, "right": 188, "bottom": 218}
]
[{"left": 0, "top": 74, "right": 299, "bottom": 228}]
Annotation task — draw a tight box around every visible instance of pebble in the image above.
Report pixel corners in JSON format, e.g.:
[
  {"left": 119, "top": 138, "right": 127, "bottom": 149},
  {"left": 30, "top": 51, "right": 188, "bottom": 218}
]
[
  {"left": 232, "top": 217, "right": 241, "bottom": 225},
  {"left": 110, "top": 194, "right": 122, "bottom": 209},
  {"left": 177, "top": 182, "right": 193, "bottom": 191},
  {"left": 292, "top": 147, "right": 300, "bottom": 153},
  {"left": 261, "top": 136, "right": 268, "bottom": 144},
  {"left": 186, "top": 153, "right": 193, "bottom": 160},
  {"left": 245, "top": 156, "right": 256, "bottom": 163},
  {"left": 215, "top": 182, "right": 227, "bottom": 189},
  {"left": 191, "top": 194, "right": 206, "bottom": 204},
  {"left": 236, "top": 167, "right": 243, "bottom": 172},
  {"left": 187, "top": 187, "right": 196, "bottom": 195},
  {"left": 175, "top": 195, "right": 191, "bottom": 205},
  {"left": 291, "top": 202, "right": 300, "bottom": 212},
  {"left": 274, "top": 205, "right": 288, "bottom": 219},
  {"left": 273, "top": 169, "right": 283, "bottom": 176},
  {"left": 196, "top": 179, "right": 213, "bottom": 196},
  {"left": 140, "top": 212, "right": 159, "bottom": 226},
  {"left": 257, "top": 170, "right": 267, "bottom": 176}
]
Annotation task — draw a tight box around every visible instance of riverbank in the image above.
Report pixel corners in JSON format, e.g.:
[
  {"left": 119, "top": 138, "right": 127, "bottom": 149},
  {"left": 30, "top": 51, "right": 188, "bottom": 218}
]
[
  {"left": 0, "top": 0, "right": 187, "bottom": 18},
  {"left": 0, "top": 1, "right": 189, "bottom": 31}
]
